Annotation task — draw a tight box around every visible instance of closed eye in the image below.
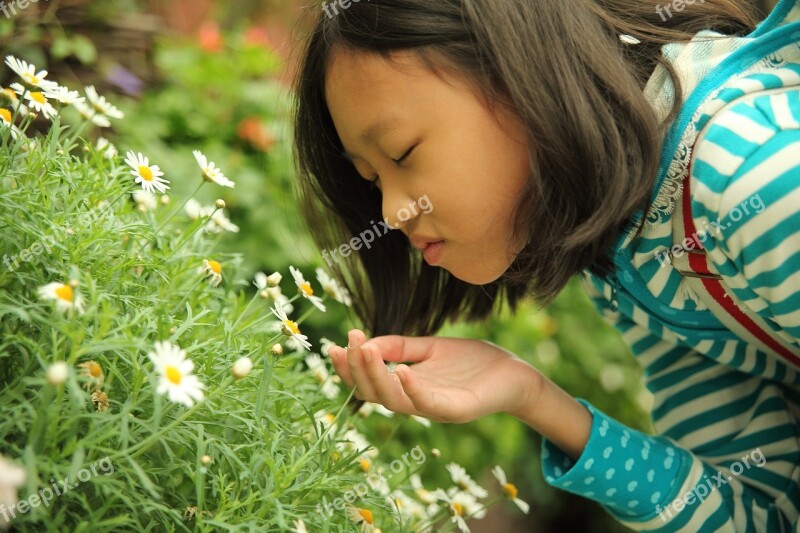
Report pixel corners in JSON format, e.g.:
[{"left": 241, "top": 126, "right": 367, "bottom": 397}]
[
  {"left": 369, "top": 145, "right": 416, "bottom": 191},
  {"left": 392, "top": 145, "right": 416, "bottom": 166}
]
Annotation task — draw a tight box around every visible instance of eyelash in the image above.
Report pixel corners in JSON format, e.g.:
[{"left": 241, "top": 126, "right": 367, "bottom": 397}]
[{"left": 370, "top": 146, "right": 415, "bottom": 190}]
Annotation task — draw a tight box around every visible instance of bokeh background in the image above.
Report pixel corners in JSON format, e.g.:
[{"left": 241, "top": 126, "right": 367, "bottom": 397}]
[{"left": 0, "top": 0, "right": 780, "bottom": 530}]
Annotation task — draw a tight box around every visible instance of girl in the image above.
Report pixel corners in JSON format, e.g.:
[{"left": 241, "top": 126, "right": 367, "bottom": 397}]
[{"left": 292, "top": 0, "right": 800, "bottom": 530}]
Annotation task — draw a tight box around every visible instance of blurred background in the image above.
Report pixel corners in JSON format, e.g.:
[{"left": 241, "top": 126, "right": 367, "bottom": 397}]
[{"left": 0, "top": 0, "right": 780, "bottom": 531}]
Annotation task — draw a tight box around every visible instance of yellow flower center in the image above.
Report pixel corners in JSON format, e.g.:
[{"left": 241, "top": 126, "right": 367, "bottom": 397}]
[
  {"left": 165, "top": 365, "right": 182, "bottom": 385},
  {"left": 358, "top": 509, "right": 373, "bottom": 524},
  {"left": 207, "top": 260, "right": 222, "bottom": 275},
  {"left": 55, "top": 284, "right": 73, "bottom": 302},
  {"left": 359, "top": 459, "right": 371, "bottom": 472},
  {"left": 138, "top": 165, "right": 154, "bottom": 182},
  {"left": 503, "top": 482, "right": 518, "bottom": 499},
  {"left": 88, "top": 362, "right": 103, "bottom": 378},
  {"left": 30, "top": 91, "right": 46, "bottom": 104},
  {"left": 2, "top": 88, "right": 16, "bottom": 100},
  {"left": 0, "top": 109, "right": 11, "bottom": 123},
  {"left": 283, "top": 319, "right": 300, "bottom": 335},
  {"left": 453, "top": 502, "right": 463, "bottom": 516},
  {"left": 324, "top": 413, "right": 335, "bottom": 424},
  {"left": 300, "top": 282, "right": 313, "bottom": 297}
]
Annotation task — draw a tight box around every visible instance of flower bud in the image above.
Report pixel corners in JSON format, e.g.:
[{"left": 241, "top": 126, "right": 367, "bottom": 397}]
[
  {"left": 215, "top": 199, "right": 225, "bottom": 209},
  {"left": 232, "top": 356, "right": 253, "bottom": 379},
  {"left": 46, "top": 361, "right": 69, "bottom": 385},
  {"left": 270, "top": 344, "right": 283, "bottom": 355}
]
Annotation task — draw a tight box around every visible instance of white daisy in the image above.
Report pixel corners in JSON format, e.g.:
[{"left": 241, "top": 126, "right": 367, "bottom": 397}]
[
  {"left": 304, "top": 353, "right": 339, "bottom": 398},
  {"left": 1, "top": 87, "right": 29, "bottom": 115},
  {"left": 254, "top": 271, "right": 269, "bottom": 290},
  {"left": 74, "top": 100, "right": 111, "bottom": 127},
  {"left": 446, "top": 463, "right": 488, "bottom": 498},
  {"left": 491, "top": 465, "right": 530, "bottom": 514},
  {"left": 319, "top": 337, "right": 336, "bottom": 357},
  {"left": 260, "top": 285, "right": 293, "bottom": 313},
  {"left": 431, "top": 488, "right": 471, "bottom": 533},
  {"left": 410, "top": 474, "right": 438, "bottom": 505},
  {"left": 4, "top": 55, "right": 58, "bottom": 90},
  {"left": 341, "top": 427, "right": 377, "bottom": 459},
  {"left": 95, "top": 137, "right": 118, "bottom": 159},
  {"left": 0, "top": 454, "right": 26, "bottom": 530},
  {"left": 387, "top": 490, "right": 428, "bottom": 520},
  {"left": 315, "top": 267, "right": 352, "bottom": 306},
  {"left": 125, "top": 151, "right": 170, "bottom": 194},
  {"left": 270, "top": 304, "right": 311, "bottom": 351},
  {"left": 184, "top": 198, "right": 205, "bottom": 220},
  {"left": 37, "top": 281, "right": 84, "bottom": 314},
  {"left": 132, "top": 190, "right": 157, "bottom": 212},
  {"left": 84, "top": 85, "right": 123, "bottom": 119},
  {"left": 289, "top": 265, "right": 326, "bottom": 312},
  {"left": 44, "top": 84, "right": 85, "bottom": 106},
  {"left": 0, "top": 108, "right": 23, "bottom": 140},
  {"left": 198, "top": 259, "right": 223, "bottom": 287},
  {"left": 205, "top": 209, "right": 239, "bottom": 233},
  {"left": 346, "top": 505, "right": 375, "bottom": 533},
  {"left": 147, "top": 341, "right": 205, "bottom": 407},
  {"left": 193, "top": 150, "right": 234, "bottom": 188},
  {"left": 11, "top": 83, "right": 57, "bottom": 120}
]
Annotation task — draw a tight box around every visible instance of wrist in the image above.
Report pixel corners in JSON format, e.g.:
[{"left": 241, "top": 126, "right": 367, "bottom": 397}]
[{"left": 509, "top": 371, "right": 592, "bottom": 462}]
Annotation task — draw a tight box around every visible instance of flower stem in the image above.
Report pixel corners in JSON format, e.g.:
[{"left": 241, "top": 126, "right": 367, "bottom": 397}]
[{"left": 155, "top": 180, "right": 205, "bottom": 234}]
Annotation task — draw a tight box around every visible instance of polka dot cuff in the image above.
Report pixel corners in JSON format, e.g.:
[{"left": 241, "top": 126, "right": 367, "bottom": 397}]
[{"left": 541, "top": 399, "right": 692, "bottom": 519}]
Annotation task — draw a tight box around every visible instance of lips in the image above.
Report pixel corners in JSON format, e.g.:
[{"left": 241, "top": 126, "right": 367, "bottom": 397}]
[
  {"left": 409, "top": 235, "right": 442, "bottom": 251},
  {"left": 422, "top": 240, "right": 445, "bottom": 265}
]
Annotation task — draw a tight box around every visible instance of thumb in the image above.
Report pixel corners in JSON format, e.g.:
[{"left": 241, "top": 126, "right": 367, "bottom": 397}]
[{"left": 395, "top": 364, "right": 435, "bottom": 414}]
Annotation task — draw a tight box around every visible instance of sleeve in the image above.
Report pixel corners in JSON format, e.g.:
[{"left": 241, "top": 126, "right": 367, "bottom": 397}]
[
  {"left": 689, "top": 88, "right": 800, "bottom": 343},
  {"left": 537, "top": 277, "right": 800, "bottom": 532}
]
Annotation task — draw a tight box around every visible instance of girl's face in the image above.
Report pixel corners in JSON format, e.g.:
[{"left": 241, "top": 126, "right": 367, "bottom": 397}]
[{"left": 325, "top": 49, "right": 531, "bottom": 285}]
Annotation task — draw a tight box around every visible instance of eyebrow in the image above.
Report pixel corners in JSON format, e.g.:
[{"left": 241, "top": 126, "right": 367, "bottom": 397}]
[{"left": 341, "top": 117, "right": 401, "bottom": 161}]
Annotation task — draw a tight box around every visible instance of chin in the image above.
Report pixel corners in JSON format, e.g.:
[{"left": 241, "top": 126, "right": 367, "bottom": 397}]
[{"left": 443, "top": 263, "right": 507, "bottom": 286}]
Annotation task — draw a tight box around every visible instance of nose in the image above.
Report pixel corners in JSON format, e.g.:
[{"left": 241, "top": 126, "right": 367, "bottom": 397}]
[{"left": 380, "top": 181, "right": 418, "bottom": 231}]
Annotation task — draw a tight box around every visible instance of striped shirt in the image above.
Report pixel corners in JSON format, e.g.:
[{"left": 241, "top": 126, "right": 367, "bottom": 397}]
[{"left": 539, "top": 2, "right": 800, "bottom": 531}]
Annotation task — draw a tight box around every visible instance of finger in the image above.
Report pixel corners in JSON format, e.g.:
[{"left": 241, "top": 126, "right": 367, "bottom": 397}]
[
  {"left": 346, "top": 330, "right": 378, "bottom": 401},
  {"left": 362, "top": 342, "right": 415, "bottom": 413},
  {"left": 328, "top": 346, "right": 355, "bottom": 388},
  {"left": 394, "top": 363, "right": 437, "bottom": 414},
  {"left": 366, "top": 335, "right": 434, "bottom": 364}
]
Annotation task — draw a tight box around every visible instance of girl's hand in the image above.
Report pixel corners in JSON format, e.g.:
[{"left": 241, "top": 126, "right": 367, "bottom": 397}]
[{"left": 328, "top": 329, "right": 543, "bottom": 424}]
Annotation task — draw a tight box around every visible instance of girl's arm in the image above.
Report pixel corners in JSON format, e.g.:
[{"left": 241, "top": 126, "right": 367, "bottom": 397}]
[{"left": 508, "top": 371, "right": 593, "bottom": 461}]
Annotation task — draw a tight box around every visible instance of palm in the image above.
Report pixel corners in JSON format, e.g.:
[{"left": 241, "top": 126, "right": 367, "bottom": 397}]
[{"left": 329, "top": 333, "right": 540, "bottom": 424}]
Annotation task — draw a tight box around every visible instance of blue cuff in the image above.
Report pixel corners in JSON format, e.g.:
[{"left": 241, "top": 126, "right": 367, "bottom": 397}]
[{"left": 541, "top": 399, "right": 691, "bottom": 519}]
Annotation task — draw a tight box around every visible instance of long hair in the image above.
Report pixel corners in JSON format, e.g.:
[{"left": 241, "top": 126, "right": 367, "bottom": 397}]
[{"left": 292, "top": 0, "right": 758, "bottom": 336}]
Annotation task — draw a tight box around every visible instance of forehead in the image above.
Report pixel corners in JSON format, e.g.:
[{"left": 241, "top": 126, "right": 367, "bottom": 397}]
[{"left": 324, "top": 49, "right": 426, "bottom": 123}]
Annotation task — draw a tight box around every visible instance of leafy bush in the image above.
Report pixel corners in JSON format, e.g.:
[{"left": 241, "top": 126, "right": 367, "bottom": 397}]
[{"left": 0, "top": 55, "right": 541, "bottom": 532}]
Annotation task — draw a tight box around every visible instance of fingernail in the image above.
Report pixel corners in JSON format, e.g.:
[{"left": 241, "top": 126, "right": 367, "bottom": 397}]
[{"left": 362, "top": 344, "right": 372, "bottom": 363}]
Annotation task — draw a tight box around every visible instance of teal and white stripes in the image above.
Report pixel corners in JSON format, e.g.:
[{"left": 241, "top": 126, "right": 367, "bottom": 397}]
[{"left": 538, "top": 2, "right": 800, "bottom": 530}]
